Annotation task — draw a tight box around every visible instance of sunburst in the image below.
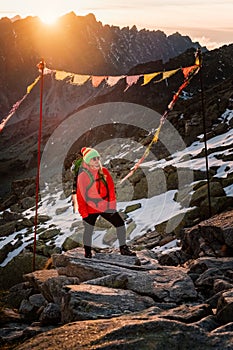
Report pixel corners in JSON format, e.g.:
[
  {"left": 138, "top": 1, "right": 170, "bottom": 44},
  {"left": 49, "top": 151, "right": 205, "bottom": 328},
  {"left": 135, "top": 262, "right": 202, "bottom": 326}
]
[{"left": 38, "top": 12, "right": 59, "bottom": 25}]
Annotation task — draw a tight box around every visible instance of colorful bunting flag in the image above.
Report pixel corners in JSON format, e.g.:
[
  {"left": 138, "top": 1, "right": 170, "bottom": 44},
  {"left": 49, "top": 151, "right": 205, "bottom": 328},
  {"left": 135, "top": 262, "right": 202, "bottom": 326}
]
[
  {"left": 106, "top": 75, "right": 125, "bottom": 87},
  {"left": 72, "top": 74, "right": 90, "bottom": 85},
  {"left": 91, "top": 76, "right": 107, "bottom": 88},
  {"left": 182, "top": 65, "right": 197, "bottom": 79},
  {"left": 55, "top": 70, "right": 73, "bottom": 80},
  {"left": 141, "top": 72, "right": 161, "bottom": 86},
  {"left": 124, "top": 75, "right": 142, "bottom": 91},
  {"left": 0, "top": 95, "right": 28, "bottom": 132},
  {"left": 27, "top": 76, "right": 40, "bottom": 93},
  {"left": 162, "top": 68, "right": 180, "bottom": 81}
]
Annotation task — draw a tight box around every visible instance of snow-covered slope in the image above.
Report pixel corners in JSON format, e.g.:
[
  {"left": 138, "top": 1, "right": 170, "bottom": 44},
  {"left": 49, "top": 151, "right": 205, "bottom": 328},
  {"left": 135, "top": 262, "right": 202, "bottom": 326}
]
[{"left": 1, "top": 109, "right": 232, "bottom": 267}]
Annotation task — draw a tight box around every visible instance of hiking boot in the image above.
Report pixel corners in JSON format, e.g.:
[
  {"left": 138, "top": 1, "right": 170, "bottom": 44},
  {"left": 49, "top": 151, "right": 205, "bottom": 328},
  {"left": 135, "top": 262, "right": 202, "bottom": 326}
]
[
  {"left": 120, "top": 245, "right": 136, "bottom": 256},
  {"left": 84, "top": 246, "right": 92, "bottom": 258}
]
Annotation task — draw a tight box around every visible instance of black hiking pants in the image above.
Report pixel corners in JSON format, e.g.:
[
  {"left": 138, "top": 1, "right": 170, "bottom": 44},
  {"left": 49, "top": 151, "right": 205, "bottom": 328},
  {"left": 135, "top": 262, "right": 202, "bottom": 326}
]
[{"left": 83, "top": 211, "right": 126, "bottom": 247}]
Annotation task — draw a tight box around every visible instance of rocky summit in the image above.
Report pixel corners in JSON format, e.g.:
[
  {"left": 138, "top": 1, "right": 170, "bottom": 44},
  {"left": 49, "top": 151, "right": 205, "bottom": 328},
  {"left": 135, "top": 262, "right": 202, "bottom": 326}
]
[{"left": 1, "top": 209, "right": 233, "bottom": 349}]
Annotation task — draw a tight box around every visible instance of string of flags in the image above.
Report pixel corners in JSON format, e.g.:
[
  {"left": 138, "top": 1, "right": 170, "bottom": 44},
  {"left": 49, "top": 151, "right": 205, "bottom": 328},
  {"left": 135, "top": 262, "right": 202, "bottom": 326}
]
[
  {"left": 0, "top": 57, "right": 200, "bottom": 133},
  {"left": 0, "top": 76, "right": 40, "bottom": 133},
  {"left": 53, "top": 67, "right": 181, "bottom": 90}
]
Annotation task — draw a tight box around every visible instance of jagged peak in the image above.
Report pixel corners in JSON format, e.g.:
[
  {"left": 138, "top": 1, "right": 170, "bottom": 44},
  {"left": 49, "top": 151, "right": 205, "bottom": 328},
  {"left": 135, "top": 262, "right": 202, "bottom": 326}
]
[{"left": 130, "top": 24, "right": 138, "bottom": 32}]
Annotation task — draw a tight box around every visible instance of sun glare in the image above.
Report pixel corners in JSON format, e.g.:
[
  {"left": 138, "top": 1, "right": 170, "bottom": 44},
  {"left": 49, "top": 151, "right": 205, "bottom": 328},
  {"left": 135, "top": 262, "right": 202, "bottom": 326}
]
[{"left": 39, "top": 13, "right": 58, "bottom": 25}]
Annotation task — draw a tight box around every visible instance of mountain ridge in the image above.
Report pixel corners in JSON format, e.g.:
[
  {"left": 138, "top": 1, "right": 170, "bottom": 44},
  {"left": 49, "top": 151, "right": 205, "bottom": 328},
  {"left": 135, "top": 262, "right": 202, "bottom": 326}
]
[{"left": 0, "top": 12, "right": 202, "bottom": 116}]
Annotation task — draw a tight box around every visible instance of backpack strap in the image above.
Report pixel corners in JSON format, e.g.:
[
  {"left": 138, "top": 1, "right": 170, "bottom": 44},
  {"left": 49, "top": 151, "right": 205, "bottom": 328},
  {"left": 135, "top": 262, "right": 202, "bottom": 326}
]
[
  {"left": 96, "top": 173, "right": 110, "bottom": 203},
  {"left": 81, "top": 167, "right": 95, "bottom": 193}
]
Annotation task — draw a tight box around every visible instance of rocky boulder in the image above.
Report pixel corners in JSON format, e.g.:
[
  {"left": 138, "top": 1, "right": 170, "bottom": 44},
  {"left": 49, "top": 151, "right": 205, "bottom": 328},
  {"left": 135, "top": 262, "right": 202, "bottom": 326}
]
[{"left": 181, "top": 209, "right": 233, "bottom": 259}]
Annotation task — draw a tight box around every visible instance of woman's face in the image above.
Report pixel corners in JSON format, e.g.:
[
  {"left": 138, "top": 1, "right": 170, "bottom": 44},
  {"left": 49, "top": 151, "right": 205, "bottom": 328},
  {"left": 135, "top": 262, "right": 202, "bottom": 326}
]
[{"left": 89, "top": 156, "right": 100, "bottom": 170}]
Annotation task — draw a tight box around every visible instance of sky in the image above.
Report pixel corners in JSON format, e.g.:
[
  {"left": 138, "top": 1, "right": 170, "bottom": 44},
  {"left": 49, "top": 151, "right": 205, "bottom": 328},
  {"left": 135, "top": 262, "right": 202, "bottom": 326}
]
[
  {"left": 1, "top": 109, "right": 233, "bottom": 267},
  {"left": 0, "top": 0, "right": 233, "bottom": 50}
]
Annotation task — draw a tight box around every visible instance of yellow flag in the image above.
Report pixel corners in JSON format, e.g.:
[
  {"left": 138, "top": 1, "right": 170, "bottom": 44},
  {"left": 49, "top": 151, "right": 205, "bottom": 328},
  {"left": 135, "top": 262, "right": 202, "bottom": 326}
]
[
  {"left": 27, "top": 76, "right": 40, "bottom": 93},
  {"left": 141, "top": 72, "right": 161, "bottom": 86},
  {"left": 162, "top": 69, "right": 179, "bottom": 80},
  {"left": 155, "top": 69, "right": 179, "bottom": 84},
  {"left": 55, "top": 70, "right": 72, "bottom": 80},
  {"left": 72, "top": 74, "right": 90, "bottom": 85},
  {"left": 152, "top": 124, "right": 162, "bottom": 142}
]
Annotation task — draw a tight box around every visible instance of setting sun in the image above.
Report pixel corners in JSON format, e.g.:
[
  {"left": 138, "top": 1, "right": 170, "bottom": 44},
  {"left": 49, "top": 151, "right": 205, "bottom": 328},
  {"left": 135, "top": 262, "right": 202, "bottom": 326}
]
[{"left": 38, "top": 13, "right": 59, "bottom": 25}]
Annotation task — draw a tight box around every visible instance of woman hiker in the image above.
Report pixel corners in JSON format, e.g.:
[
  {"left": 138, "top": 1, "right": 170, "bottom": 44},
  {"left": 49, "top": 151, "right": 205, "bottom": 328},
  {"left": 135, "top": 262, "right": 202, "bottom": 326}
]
[{"left": 75, "top": 147, "right": 136, "bottom": 258}]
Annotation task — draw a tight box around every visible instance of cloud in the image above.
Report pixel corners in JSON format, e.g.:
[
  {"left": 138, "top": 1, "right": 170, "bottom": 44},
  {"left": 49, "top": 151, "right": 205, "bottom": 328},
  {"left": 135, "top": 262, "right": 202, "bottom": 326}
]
[{"left": 193, "top": 36, "right": 223, "bottom": 50}]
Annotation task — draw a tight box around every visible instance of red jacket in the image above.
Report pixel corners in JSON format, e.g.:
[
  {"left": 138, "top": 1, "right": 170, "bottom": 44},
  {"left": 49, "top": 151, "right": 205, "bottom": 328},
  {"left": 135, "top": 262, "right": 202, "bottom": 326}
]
[{"left": 76, "top": 164, "right": 116, "bottom": 219}]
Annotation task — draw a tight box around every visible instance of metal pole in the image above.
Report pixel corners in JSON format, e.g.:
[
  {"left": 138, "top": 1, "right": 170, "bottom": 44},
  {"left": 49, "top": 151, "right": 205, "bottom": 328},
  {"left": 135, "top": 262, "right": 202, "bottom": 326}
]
[
  {"left": 33, "top": 59, "right": 45, "bottom": 271},
  {"left": 197, "top": 49, "right": 212, "bottom": 217}
]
